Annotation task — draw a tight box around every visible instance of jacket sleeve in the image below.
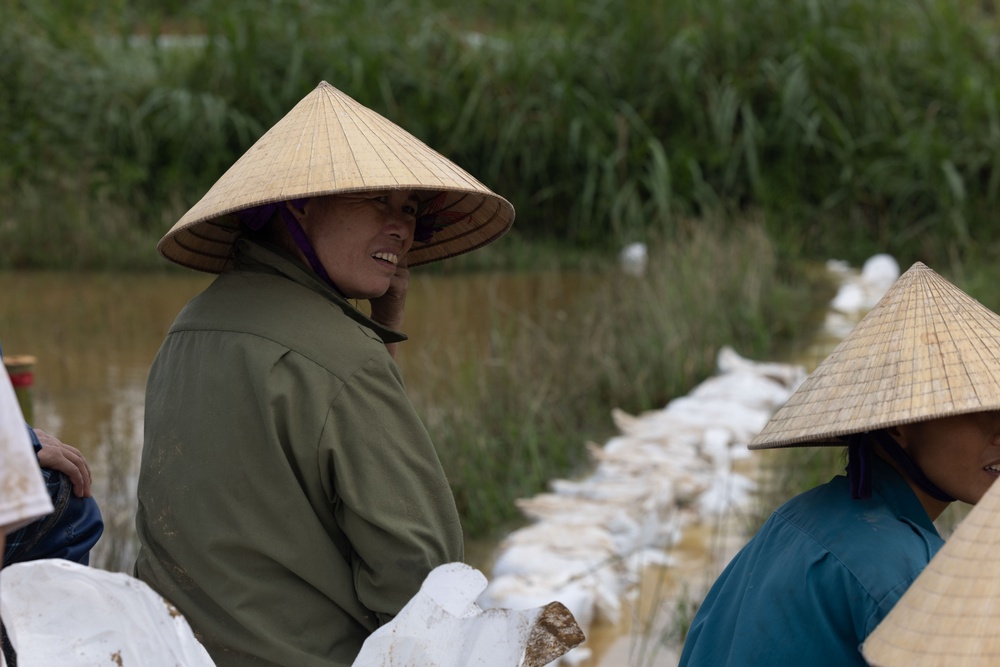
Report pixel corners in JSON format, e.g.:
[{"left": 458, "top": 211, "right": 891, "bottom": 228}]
[{"left": 319, "top": 355, "right": 465, "bottom": 620}]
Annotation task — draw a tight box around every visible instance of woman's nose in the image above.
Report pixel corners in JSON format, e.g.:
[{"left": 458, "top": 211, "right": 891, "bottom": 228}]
[{"left": 386, "top": 213, "right": 415, "bottom": 240}]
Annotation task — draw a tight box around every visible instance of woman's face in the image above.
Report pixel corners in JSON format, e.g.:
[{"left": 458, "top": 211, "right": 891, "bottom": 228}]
[
  {"left": 894, "top": 410, "right": 1000, "bottom": 506},
  {"left": 290, "top": 191, "right": 419, "bottom": 299}
]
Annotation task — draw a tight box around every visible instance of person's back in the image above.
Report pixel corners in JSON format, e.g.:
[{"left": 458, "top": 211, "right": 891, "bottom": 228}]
[
  {"left": 680, "top": 456, "right": 941, "bottom": 666},
  {"left": 136, "top": 246, "right": 463, "bottom": 666}
]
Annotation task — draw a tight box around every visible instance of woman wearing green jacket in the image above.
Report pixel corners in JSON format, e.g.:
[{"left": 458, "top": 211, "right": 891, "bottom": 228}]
[{"left": 135, "top": 81, "right": 514, "bottom": 667}]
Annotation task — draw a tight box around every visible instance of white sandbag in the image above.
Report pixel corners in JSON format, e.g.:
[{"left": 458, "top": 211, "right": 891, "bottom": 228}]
[
  {"left": 354, "top": 562, "right": 583, "bottom": 667},
  {"left": 1, "top": 559, "right": 214, "bottom": 667}
]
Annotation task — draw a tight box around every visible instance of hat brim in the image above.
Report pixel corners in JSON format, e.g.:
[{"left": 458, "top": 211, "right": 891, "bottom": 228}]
[
  {"left": 158, "top": 186, "right": 514, "bottom": 273},
  {"left": 157, "top": 81, "right": 514, "bottom": 273}
]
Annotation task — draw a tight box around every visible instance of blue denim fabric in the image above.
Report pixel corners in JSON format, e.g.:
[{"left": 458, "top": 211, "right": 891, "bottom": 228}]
[{"left": 2, "top": 428, "right": 104, "bottom": 567}]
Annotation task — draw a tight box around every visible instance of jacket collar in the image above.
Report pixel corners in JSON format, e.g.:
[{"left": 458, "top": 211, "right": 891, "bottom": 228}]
[{"left": 231, "top": 236, "right": 408, "bottom": 345}]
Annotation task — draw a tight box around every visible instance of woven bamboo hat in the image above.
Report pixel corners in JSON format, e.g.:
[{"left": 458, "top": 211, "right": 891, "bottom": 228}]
[
  {"left": 861, "top": 475, "right": 1000, "bottom": 666},
  {"left": 158, "top": 81, "right": 514, "bottom": 272},
  {"left": 749, "top": 261, "right": 1000, "bottom": 449}
]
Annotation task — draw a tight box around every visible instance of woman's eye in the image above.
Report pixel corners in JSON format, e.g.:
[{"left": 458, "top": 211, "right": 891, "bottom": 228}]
[
  {"left": 402, "top": 204, "right": 416, "bottom": 215},
  {"left": 374, "top": 195, "right": 389, "bottom": 204}
]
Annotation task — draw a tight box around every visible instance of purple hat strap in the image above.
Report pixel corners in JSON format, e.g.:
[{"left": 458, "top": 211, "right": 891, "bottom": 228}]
[
  {"left": 238, "top": 200, "right": 336, "bottom": 289},
  {"left": 847, "top": 430, "right": 956, "bottom": 502},
  {"left": 847, "top": 433, "right": 872, "bottom": 500}
]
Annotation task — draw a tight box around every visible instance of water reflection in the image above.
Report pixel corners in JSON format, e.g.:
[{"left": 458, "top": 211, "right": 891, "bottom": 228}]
[
  {"left": 1, "top": 271, "right": 212, "bottom": 571},
  {"left": 0, "top": 269, "right": 593, "bottom": 572}
]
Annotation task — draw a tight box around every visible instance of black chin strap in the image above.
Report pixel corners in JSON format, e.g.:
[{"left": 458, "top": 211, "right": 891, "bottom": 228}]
[
  {"left": 846, "top": 430, "right": 956, "bottom": 502},
  {"left": 847, "top": 433, "right": 871, "bottom": 500}
]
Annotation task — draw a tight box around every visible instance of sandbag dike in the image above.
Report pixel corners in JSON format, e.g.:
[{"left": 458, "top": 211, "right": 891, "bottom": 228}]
[{"left": 477, "top": 255, "right": 899, "bottom": 666}]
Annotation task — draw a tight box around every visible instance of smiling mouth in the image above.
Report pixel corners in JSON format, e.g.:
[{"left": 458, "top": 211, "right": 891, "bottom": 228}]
[
  {"left": 985, "top": 465, "right": 1000, "bottom": 475},
  {"left": 372, "top": 251, "right": 399, "bottom": 266}
]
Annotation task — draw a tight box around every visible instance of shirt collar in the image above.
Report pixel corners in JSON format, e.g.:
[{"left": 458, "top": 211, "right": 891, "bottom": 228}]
[
  {"left": 231, "top": 236, "right": 408, "bottom": 345},
  {"left": 869, "top": 453, "right": 940, "bottom": 536}
]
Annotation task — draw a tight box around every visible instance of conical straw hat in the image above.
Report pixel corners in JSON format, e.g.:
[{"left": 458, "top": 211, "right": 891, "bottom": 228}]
[
  {"left": 861, "top": 475, "right": 1000, "bottom": 666},
  {"left": 158, "top": 81, "right": 514, "bottom": 272},
  {"left": 749, "top": 262, "right": 1000, "bottom": 449}
]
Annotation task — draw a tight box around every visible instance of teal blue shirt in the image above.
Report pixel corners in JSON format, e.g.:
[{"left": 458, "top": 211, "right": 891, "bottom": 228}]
[{"left": 679, "top": 455, "right": 942, "bottom": 666}]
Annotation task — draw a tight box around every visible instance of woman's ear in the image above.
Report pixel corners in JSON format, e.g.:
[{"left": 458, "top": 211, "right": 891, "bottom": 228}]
[{"left": 885, "top": 425, "right": 908, "bottom": 450}]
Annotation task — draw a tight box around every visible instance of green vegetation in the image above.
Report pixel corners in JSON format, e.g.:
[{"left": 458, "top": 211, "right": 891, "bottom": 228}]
[
  {"left": 417, "top": 216, "right": 824, "bottom": 535},
  {"left": 3, "top": 0, "right": 1000, "bottom": 276}
]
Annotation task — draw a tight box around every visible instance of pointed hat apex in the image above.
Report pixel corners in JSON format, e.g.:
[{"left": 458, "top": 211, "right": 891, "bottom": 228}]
[
  {"left": 750, "top": 262, "right": 1000, "bottom": 449},
  {"left": 158, "top": 81, "right": 514, "bottom": 272}
]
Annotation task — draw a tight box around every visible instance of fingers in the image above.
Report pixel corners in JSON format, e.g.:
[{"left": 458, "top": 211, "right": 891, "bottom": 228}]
[
  {"left": 34, "top": 428, "right": 93, "bottom": 498},
  {"left": 388, "top": 265, "right": 410, "bottom": 296},
  {"left": 370, "top": 265, "right": 411, "bottom": 331}
]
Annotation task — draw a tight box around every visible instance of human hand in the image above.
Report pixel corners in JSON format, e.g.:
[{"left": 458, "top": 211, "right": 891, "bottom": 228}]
[
  {"left": 34, "top": 428, "right": 93, "bottom": 498},
  {"left": 369, "top": 262, "right": 410, "bottom": 332},
  {"left": 369, "top": 261, "right": 409, "bottom": 359}
]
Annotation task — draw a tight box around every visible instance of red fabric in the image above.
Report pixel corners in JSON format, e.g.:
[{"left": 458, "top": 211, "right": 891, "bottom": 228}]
[{"left": 9, "top": 371, "right": 33, "bottom": 388}]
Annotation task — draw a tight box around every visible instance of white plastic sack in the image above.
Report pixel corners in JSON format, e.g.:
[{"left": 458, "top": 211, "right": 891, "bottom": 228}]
[
  {"left": 353, "top": 562, "right": 583, "bottom": 667},
  {"left": 1, "top": 559, "right": 214, "bottom": 667}
]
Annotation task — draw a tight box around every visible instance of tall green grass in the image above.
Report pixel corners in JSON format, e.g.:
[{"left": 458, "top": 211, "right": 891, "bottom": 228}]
[
  {"left": 416, "top": 214, "right": 823, "bottom": 536},
  {"left": 2, "top": 0, "right": 1000, "bottom": 270}
]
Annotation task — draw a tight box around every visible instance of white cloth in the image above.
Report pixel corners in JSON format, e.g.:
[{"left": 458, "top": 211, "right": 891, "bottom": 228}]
[
  {"left": 0, "top": 365, "right": 51, "bottom": 533},
  {"left": 1, "top": 559, "right": 215, "bottom": 667},
  {"left": 354, "top": 562, "right": 583, "bottom": 667}
]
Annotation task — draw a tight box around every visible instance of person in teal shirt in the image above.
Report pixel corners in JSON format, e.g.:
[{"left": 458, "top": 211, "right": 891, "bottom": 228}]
[{"left": 680, "top": 262, "right": 1000, "bottom": 666}]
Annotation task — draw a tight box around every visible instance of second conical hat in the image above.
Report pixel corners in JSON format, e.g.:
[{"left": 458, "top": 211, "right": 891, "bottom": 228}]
[
  {"left": 749, "top": 262, "right": 1000, "bottom": 449},
  {"left": 158, "top": 81, "right": 514, "bottom": 273},
  {"left": 861, "top": 472, "right": 1000, "bottom": 666}
]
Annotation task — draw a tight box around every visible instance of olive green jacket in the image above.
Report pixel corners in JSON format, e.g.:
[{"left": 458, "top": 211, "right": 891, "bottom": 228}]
[{"left": 135, "top": 238, "right": 464, "bottom": 666}]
